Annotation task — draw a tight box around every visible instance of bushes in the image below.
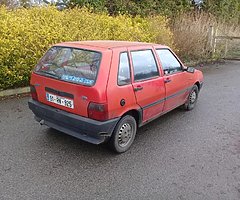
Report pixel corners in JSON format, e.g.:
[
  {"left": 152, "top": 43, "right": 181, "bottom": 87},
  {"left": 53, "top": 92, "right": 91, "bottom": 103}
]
[
  {"left": 171, "top": 12, "right": 214, "bottom": 63},
  {"left": 0, "top": 6, "right": 173, "bottom": 90},
  {"left": 171, "top": 12, "right": 240, "bottom": 64},
  {"left": 203, "top": 0, "right": 240, "bottom": 24}
]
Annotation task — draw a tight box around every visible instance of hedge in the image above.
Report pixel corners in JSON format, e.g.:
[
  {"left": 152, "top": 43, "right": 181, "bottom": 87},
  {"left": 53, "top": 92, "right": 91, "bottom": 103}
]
[{"left": 0, "top": 6, "right": 173, "bottom": 90}]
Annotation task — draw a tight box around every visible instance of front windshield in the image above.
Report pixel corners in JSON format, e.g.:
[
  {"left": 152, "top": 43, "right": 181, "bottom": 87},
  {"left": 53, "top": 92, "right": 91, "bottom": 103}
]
[{"left": 35, "top": 46, "right": 101, "bottom": 86}]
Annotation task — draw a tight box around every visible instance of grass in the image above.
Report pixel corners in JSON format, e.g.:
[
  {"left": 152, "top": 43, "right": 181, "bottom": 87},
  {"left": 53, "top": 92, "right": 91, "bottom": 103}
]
[{"left": 171, "top": 12, "right": 240, "bottom": 64}]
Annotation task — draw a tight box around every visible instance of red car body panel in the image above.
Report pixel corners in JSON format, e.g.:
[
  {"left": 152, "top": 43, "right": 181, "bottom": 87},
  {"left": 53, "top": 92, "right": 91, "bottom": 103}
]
[
  {"left": 106, "top": 47, "right": 140, "bottom": 120},
  {"left": 29, "top": 40, "right": 203, "bottom": 144},
  {"left": 30, "top": 49, "right": 112, "bottom": 117}
]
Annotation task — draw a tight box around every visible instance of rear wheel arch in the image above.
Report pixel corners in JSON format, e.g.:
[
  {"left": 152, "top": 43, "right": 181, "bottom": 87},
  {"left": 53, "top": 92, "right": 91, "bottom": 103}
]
[
  {"left": 108, "top": 109, "right": 141, "bottom": 140},
  {"left": 122, "top": 109, "right": 142, "bottom": 127},
  {"left": 109, "top": 109, "right": 141, "bottom": 139},
  {"left": 108, "top": 115, "right": 137, "bottom": 153}
]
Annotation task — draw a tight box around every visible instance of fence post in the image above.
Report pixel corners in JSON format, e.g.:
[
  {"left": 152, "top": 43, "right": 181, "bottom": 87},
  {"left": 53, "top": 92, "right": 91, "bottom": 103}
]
[
  {"left": 208, "top": 25, "right": 217, "bottom": 56},
  {"left": 213, "top": 28, "right": 218, "bottom": 53},
  {"left": 208, "top": 26, "right": 214, "bottom": 51},
  {"left": 224, "top": 39, "right": 228, "bottom": 58}
]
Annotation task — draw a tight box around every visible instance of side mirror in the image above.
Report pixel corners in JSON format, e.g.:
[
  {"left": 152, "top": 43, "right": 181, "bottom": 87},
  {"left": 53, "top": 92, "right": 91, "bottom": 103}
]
[{"left": 185, "top": 67, "right": 195, "bottom": 73}]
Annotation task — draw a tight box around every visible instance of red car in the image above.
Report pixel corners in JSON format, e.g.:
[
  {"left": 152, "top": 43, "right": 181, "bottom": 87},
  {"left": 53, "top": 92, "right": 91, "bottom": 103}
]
[{"left": 28, "top": 41, "right": 203, "bottom": 153}]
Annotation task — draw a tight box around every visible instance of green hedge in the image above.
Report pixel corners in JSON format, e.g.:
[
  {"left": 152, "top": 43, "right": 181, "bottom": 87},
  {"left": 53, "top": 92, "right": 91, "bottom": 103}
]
[{"left": 0, "top": 6, "right": 173, "bottom": 90}]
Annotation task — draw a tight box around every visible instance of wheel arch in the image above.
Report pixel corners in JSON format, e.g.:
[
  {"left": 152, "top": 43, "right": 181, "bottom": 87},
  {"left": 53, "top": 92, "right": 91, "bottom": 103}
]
[{"left": 122, "top": 109, "right": 142, "bottom": 127}]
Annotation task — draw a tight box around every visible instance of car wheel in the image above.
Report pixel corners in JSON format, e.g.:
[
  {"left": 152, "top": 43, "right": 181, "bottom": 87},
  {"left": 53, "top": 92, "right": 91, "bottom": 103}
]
[
  {"left": 183, "top": 85, "right": 199, "bottom": 111},
  {"left": 108, "top": 115, "right": 137, "bottom": 153}
]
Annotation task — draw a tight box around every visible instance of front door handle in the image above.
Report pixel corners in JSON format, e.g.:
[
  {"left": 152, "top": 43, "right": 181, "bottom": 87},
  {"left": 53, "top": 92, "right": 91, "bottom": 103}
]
[
  {"left": 134, "top": 85, "right": 143, "bottom": 92},
  {"left": 164, "top": 78, "right": 171, "bottom": 83}
]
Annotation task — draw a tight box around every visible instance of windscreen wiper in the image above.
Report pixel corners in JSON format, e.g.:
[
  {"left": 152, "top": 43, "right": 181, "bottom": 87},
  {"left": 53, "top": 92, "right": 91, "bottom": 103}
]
[{"left": 37, "top": 71, "right": 60, "bottom": 79}]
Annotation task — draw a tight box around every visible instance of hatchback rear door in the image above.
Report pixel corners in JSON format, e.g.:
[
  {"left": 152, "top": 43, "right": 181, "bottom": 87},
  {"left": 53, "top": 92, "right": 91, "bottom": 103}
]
[{"left": 31, "top": 45, "right": 112, "bottom": 118}]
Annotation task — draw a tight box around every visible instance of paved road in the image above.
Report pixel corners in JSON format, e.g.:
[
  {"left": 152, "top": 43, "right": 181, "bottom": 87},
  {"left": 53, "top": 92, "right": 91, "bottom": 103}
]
[{"left": 0, "top": 61, "right": 240, "bottom": 200}]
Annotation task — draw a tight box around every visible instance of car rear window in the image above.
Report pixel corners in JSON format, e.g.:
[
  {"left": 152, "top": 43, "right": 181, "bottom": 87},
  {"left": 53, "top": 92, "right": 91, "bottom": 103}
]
[{"left": 34, "top": 46, "right": 101, "bottom": 86}]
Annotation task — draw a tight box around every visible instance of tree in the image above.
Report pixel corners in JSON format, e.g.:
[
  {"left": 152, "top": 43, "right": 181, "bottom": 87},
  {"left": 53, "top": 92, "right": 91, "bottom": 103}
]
[
  {"left": 59, "top": 0, "right": 193, "bottom": 16},
  {"left": 0, "top": 0, "right": 19, "bottom": 8},
  {"left": 19, "top": 0, "right": 31, "bottom": 7},
  {"left": 203, "top": 0, "right": 240, "bottom": 22}
]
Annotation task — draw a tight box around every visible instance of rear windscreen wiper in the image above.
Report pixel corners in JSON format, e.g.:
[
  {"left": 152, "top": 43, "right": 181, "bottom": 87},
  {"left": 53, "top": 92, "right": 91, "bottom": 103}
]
[{"left": 37, "top": 71, "right": 60, "bottom": 79}]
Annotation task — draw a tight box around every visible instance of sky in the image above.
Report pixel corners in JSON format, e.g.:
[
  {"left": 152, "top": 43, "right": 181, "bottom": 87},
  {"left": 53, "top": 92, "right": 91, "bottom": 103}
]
[{"left": 194, "top": 0, "right": 204, "bottom": 5}]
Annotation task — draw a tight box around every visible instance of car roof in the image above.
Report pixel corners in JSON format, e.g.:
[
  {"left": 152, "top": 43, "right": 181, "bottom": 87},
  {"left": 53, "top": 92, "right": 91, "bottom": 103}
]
[{"left": 55, "top": 40, "right": 168, "bottom": 50}]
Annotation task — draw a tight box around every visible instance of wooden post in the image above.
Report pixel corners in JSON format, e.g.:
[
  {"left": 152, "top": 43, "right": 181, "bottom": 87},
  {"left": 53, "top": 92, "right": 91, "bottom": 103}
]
[
  {"left": 224, "top": 39, "right": 229, "bottom": 58},
  {"left": 208, "top": 26, "right": 214, "bottom": 51},
  {"left": 213, "top": 27, "right": 217, "bottom": 53}
]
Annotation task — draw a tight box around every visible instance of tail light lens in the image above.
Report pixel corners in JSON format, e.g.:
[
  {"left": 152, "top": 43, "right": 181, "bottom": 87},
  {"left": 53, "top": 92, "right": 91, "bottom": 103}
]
[
  {"left": 30, "top": 85, "right": 38, "bottom": 101},
  {"left": 88, "top": 102, "right": 108, "bottom": 121}
]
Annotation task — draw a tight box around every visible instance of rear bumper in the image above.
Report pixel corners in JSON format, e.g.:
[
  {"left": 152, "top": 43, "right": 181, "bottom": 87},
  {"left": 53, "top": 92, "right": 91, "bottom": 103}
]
[{"left": 28, "top": 99, "right": 120, "bottom": 144}]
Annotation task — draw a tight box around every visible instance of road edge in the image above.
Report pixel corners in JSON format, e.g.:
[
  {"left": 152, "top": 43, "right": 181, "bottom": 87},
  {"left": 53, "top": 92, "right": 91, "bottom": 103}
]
[{"left": 0, "top": 87, "right": 30, "bottom": 97}]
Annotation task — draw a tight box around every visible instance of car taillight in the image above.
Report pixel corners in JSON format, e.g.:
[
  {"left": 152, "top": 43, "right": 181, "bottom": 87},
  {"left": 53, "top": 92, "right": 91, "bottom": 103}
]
[
  {"left": 88, "top": 102, "right": 108, "bottom": 121},
  {"left": 30, "top": 85, "right": 38, "bottom": 101}
]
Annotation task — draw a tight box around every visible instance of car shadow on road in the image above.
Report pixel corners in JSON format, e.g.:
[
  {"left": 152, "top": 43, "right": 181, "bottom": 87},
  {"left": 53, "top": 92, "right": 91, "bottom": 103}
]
[
  {"left": 44, "top": 127, "right": 115, "bottom": 155},
  {"left": 41, "top": 107, "right": 186, "bottom": 157}
]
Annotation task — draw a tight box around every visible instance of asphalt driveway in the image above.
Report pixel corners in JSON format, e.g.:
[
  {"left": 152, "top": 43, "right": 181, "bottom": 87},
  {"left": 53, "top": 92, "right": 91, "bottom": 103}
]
[{"left": 0, "top": 61, "right": 240, "bottom": 200}]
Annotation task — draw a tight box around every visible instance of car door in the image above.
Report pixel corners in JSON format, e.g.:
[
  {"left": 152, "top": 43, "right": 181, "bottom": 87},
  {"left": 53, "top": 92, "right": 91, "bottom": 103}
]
[
  {"left": 156, "top": 48, "right": 192, "bottom": 112},
  {"left": 128, "top": 46, "right": 165, "bottom": 123}
]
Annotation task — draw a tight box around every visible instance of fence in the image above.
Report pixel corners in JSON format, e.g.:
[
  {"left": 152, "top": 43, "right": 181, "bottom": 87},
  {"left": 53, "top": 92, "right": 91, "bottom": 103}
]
[{"left": 209, "top": 26, "right": 240, "bottom": 59}]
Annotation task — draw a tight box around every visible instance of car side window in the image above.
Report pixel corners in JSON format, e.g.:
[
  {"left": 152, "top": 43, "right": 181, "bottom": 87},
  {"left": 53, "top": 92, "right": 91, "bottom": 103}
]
[
  {"left": 118, "top": 52, "right": 131, "bottom": 86},
  {"left": 131, "top": 50, "right": 159, "bottom": 81},
  {"left": 156, "top": 49, "right": 182, "bottom": 75}
]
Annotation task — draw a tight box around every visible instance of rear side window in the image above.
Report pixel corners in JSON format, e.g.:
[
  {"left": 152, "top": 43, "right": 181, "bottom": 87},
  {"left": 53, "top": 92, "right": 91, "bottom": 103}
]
[
  {"left": 131, "top": 50, "right": 159, "bottom": 81},
  {"left": 118, "top": 52, "right": 131, "bottom": 86},
  {"left": 35, "top": 46, "right": 101, "bottom": 86},
  {"left": 156, "top": 49, "right": 182, "bottom": 75}
]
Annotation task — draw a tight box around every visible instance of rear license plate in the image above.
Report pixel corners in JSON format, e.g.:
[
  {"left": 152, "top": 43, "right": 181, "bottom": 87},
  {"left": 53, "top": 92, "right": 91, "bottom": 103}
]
[{"left": 46, "top": 92, "right": 74, "bottom": 109}]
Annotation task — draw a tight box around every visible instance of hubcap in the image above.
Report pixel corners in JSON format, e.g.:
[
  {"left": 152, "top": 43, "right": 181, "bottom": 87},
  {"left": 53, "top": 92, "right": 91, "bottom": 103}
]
[
  {"left": 118, "top": 123, "right": 132, "bottom": 147},
  {"left": 189, "top": 90, "right": 197, "bottom": 104}
]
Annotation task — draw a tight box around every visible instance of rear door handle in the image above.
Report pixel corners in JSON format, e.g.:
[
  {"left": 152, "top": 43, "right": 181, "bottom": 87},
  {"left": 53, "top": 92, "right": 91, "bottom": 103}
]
[
  {"left": 164, "top": 78, "right": 171, "bottom": 83},
  {"left": 134, "top": 85, "right": 143, "bottom": 92}
]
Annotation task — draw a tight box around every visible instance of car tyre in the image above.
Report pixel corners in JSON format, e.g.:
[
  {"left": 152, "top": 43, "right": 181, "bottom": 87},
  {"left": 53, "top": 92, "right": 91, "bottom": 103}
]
[
  {"left": 183, "top": 85, "right": 199, "bottom": 111},
  {"left": 108, "top": 115, "right": 137, "bottom": 153}
]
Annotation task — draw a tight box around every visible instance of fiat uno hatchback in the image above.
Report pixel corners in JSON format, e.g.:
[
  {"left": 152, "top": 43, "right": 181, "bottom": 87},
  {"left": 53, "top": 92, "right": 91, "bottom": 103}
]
[{"left": 28, "top": 41, "right": 203, "bottom": 153}]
